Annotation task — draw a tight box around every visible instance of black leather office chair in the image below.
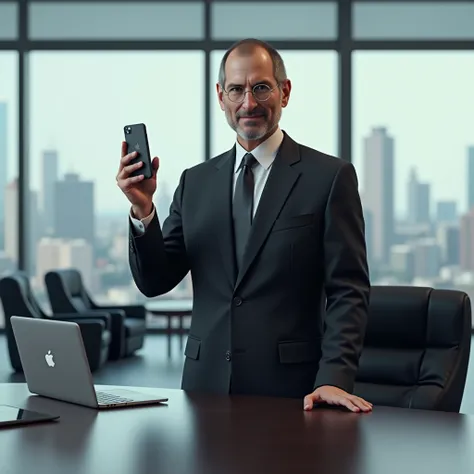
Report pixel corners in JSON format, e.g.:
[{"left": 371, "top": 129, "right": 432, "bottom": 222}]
[
  {"left": 0, "top": 272, "right": 112, "bottom": 372},
  {"left": 44, "top": 269, "right": 146, "bottom": 360},
  {"left": 354, "top": 286, "right": 471, "bottom": 413}
]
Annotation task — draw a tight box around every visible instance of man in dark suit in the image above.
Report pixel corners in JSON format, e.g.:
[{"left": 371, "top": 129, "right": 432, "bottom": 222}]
[{"left": 117, "top": 39, "right": 372, "bottom": 413}]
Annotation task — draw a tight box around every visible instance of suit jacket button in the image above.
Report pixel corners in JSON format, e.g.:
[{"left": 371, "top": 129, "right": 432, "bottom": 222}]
[
  {"left": 225, "top": 351, "right": 231, "bottom": 361},
  {"left": 233, "top": 297, "right": 242, "bottom": 306}
]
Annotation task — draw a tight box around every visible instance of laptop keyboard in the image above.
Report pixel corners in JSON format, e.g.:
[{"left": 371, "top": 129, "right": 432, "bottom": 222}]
[{"left": 96, "top": 391, "right": 134, "bottom": 405}]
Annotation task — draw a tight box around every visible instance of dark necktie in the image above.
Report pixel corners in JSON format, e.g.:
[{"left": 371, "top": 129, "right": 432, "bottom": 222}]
[{"left": 233, "top": 152, "right": 257, "bottom": 269}]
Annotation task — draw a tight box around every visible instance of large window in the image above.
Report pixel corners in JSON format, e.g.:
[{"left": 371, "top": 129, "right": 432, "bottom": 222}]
[
  {"left": 0, "top": 52, "right": 18, "bottom": 327},
  {"left": 28, "top": 52, "right": 204, "bottom": 315},
  {"left": 3, "top": 0, "right": 474, "bottom": 331},
  {"left": 211, "top": 51, "right": 338, "bottom": 158},
  {"left": 353, "top": 52, "right": 474, "bottom": 297}
]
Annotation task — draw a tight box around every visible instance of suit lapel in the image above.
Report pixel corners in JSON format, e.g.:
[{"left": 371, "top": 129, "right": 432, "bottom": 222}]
[
  {"left": 212, "top": 146, "right": 238, "bottom": 286},
  {"left": 234, "top": 134, "right": 301, "bottom": 290}
]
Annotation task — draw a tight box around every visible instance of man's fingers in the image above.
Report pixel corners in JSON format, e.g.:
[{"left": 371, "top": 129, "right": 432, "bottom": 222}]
[
  {"left": 339, "top": 397, "right": 360, "bottom": 412},
  {"left": 117, "top": 142, "right": 129, "bottom": 175},
  {"left": 339, "top": 395, "right": 373, "bottom": 412},
  {"left": 351, "top": 396, "right": 372, "bottom": 411},
  {"left": 116, "top": 161, "right": 142, "bottom": 182},
  {"left": 117, "top": 151, "right": 139, "bottom": 181},
  {"left": 151, "top": 157, "right": 160, "bottom": 178},
  {"left": 303, "top": 394, "right": 317, "bottom": 410},
  {"left": 123, "top": 161, "right": 143, "bottom": 175},
  {"left": 304, "top": 385, "right": 373, "bottom": 413},
  {"left": 117, "top": 175, "right": 144, "bottom": 189},
  {"left": 121, "top": 141, "right": 127, "bottom": 158},
  {"left": 121, "top": 151, "right": 138, "bottom": 166}
]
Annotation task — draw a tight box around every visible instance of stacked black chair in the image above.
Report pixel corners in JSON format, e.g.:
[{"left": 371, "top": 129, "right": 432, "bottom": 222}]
[
  {"left": 44, "top": 269, "right": 146, "bottom": 360},
  {"left": 354, "top": 285, "right": 471, "bottom": 413},
  {"left": 0, "top": 272, "right": 111, "bottom": 372}
]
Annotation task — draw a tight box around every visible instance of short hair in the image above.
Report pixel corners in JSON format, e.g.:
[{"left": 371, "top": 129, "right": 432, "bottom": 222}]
[{"left": 218, "top": 38, "right": 287, "bottom": 88}]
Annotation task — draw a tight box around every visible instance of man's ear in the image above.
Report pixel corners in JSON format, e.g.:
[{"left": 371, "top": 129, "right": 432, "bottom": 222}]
[
  {"left": 216, "top": 83, "right": 225, "bottom": 111},
  {"left": 280, "top": 79, "right": 292, "bottom": 108}
]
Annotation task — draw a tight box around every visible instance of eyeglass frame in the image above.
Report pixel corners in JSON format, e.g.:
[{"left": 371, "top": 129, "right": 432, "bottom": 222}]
[{"left": 222, "top": 83, "right": 280, "bottom": 103}]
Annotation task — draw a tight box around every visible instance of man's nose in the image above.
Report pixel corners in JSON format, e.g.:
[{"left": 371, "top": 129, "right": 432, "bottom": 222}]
[{"left": 241, "top": 90, "right": 258, "bottom": 110}]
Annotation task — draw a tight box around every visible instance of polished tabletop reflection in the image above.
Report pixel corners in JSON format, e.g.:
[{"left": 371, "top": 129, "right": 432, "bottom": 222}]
[{"left": 0, "top": 383, "right": 473, "bottom": 474}]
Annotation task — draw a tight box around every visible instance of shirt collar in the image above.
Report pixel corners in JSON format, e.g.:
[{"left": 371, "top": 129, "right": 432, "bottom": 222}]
[{"left": 234, "top": 127, "right": 284, "bottom": 173}]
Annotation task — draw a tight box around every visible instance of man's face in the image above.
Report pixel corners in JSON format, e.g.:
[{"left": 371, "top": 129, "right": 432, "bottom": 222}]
[{"left": 216, "top": 48, "right": 291, "bottom": 147}]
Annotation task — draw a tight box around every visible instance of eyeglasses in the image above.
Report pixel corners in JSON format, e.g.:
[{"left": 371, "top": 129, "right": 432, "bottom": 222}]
[{"left": 224, "top": 83, "right": 278, "bottom": 103}]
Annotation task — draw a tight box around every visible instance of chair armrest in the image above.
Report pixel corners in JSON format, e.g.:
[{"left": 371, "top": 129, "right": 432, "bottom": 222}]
[
  {"left": 118, "top": 305, "right": 146, "bottom": 319},
  {"left": 84, "top": 309, "right": 125, "bottom": 330},
  {"left": 84, "top": 310, "right": 126, "bottom": 358},
  {"left": 66, "top": 318, "right": 105, "bottom": 326}
]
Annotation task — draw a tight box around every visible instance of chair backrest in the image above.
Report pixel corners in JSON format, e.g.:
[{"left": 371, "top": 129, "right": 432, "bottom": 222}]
[
  {"left": 0, "top": 272, "right": 45, "bottom": 320},
  {"left": 0, "top": 272, "right": 45, "bottom": 370},
  {"left": 44, "top": 269, "right": 92, "bottom": 313},
  {"left": 354, "top": 285, "right": 471, "bottom": 413}
]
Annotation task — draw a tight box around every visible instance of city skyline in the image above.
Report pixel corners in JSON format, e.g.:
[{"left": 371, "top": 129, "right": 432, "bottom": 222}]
[
  {"left": 1, "top": 117, "right": 472, "bottom": 221},
  {"left": 1, "top": 51, "right": 474, "bottom": 216},
  {"left": 2, "top": 129, "right": 472, "bottom": 222},
  {"left": 1, "top": 121, "right": 472, "bottom": 294},
  {"left": 353, "top": 52, "right": 474, "bottom": 216}
]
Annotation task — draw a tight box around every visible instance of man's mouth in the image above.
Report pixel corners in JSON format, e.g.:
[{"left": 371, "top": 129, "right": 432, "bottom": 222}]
[{"left": 239, "top": 114, "right": 265, "bottom": 120}]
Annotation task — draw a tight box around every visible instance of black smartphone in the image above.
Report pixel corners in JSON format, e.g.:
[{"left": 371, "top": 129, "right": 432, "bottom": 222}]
[{"left": 123, "top": 123, "right": 153, "bottom": 179}]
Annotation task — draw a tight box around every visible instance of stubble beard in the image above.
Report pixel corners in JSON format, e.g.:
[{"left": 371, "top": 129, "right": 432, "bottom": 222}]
[{"left": 226, "top": 108, "right": 282, "bottom": 142}]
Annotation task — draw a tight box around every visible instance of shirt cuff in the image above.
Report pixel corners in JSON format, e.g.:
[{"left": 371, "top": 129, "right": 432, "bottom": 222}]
[{"left": 130, "top": 204, "right": 156, "bottom": 235}]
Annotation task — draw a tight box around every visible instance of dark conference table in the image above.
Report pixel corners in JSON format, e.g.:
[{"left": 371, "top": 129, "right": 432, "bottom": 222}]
[{"left": 0, "top": 383, "right": 473, "bottom": 474}]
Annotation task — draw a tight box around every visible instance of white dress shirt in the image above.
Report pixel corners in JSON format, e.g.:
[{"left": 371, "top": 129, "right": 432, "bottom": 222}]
[{"left": 130, "top": 127, "right": 284, "bottom": 234}]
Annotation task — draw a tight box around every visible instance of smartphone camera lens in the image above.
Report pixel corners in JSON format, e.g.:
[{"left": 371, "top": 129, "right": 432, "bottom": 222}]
[{"left": 125, "top": 127, "right": 131, "bottom": 134}]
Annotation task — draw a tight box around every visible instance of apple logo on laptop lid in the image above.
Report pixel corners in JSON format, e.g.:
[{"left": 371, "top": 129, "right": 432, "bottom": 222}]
[{"left": 45, "top": 350, "right": 55, "bottom": 368}]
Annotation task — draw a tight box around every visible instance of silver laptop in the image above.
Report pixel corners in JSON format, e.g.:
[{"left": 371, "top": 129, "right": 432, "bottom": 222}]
[{"left": 10, "top": 316, "right": 169, "bottom": 409}]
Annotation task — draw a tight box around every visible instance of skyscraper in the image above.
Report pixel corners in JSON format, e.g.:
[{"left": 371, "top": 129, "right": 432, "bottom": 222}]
[
  {"left": 412, "top": 238, "right": 440, "bottom": 279},
  {"left": 407, "top": 167, "right": 430, "bottom": 225},
  {"left": 363, "top": 208, "right": 373, "bottom": 264},
  {"left": 436, "top": 201, "right": 457, "bottom": 223},
  {"left": 54, "top": 173, "right": 95, "bottom": 246},
  {"left": 460, "top": 209, "right": 474, "bottom": 271},
  {"left": 390, "top": 244, "right": 414, "bottom": 282},
  {"left": 4, "top": 180, "right": 17, "bottom": 263},
  {"left": 41, "top": 150, "right": 59, "bottom": 235},
  {"left": 467, "top": 146, "right": 474, "bottom": 212},
  {"left": 362, "top": 127, "right": 395, "bottom": 266},
  {"left": 437, "top": 224, "right": 460, "bottom": 266},
  {"left": 155, "top": 182, "right": 172, "bottom": 223},
  {"left": 0, "top": 102, "right": 7, "bottom": 228},
  {"left": 4, "top": 178, "right": 40, "bottom": 273},
  {"left": 36, "top": 238, "right": 94, "bottom": 292}
]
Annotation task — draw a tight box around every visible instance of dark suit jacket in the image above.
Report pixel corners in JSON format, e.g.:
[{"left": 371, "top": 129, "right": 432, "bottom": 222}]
[{"left": 129, "top": 132, "right": 370, "bottom": 399}]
